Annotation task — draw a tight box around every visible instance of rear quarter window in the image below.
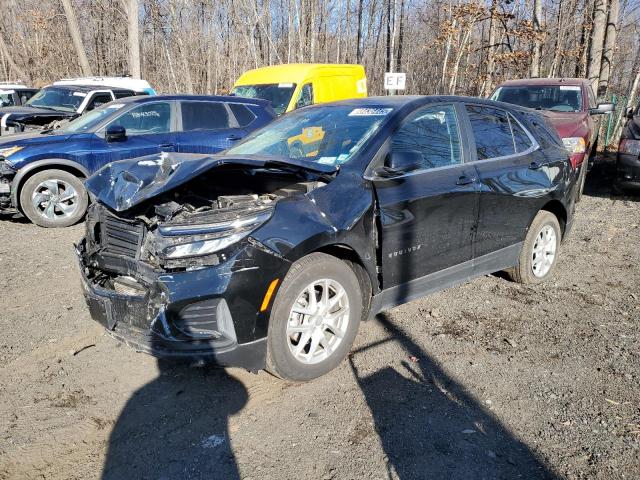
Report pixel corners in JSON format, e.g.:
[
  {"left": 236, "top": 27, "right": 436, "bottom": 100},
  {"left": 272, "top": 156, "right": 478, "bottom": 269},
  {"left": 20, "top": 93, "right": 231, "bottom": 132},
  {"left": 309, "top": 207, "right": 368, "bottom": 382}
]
[
  {"left": 518, "top": 111, "right": 563, "bottom": 149},
  {"left": 228, "top": 103, "right": 257, "bottom": 127}
]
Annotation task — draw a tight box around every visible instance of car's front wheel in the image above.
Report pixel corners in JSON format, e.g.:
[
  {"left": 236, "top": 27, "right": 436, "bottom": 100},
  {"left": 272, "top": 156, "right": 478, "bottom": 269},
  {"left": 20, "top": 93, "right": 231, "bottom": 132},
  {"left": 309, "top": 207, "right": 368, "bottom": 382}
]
[
  {"left": 266, "top": 253, "right": 362, "bottom": 381},
  {"left": 509, "top": 210, "right": 561, "bottom": 284},
  {"left": 19, "top": 169, "right": 88, "bottom": 228}
]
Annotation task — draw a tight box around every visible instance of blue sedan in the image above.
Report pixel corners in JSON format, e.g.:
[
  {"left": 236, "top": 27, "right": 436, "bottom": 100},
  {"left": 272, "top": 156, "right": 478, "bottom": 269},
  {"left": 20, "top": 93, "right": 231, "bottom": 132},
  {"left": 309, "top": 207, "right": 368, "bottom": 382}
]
[{"left": 0, "top": 95, "right": 275, "bottom": 227}]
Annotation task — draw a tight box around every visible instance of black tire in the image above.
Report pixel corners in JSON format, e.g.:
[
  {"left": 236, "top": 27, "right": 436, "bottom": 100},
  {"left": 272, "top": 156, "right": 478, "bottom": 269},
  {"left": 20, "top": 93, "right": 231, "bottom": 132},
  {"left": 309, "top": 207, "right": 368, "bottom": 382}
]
[
  {"left": 266, "top": 253, "right": 362, "bottom": 381},
  {"left": 508, "top": 211, "right": 561, "bottom": 285},
  {"left": 19, "top": 169, "right": 88, "bottom": 228},
  {"left": 575, "top": 159, "right": 588, "bottom": 202}
]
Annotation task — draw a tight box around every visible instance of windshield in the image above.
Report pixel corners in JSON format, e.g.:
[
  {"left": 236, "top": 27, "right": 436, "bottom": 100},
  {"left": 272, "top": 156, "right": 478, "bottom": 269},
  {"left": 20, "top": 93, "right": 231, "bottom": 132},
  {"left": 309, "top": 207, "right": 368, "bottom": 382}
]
[
  {"left": 25, "top": 87, "right": 85, "bottom": 112},
  {"left": 59, "top": 103, "right": 126, "bottom": 133},
  {"left": 492, "top": 85, "right": 583, "bottom": 112},
  {"left": 227, "top": 105, "right": 392, "bottom": 166},
  {"left": 232, "top": 84, "right": 296, "bottom": 115}
]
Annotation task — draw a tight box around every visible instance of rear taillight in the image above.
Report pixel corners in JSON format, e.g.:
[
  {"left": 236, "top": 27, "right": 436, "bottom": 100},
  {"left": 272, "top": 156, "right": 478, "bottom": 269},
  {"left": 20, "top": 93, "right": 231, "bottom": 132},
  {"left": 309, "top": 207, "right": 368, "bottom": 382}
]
[{"left": 619, "top": 139, "right": 640, "bottom": 157}]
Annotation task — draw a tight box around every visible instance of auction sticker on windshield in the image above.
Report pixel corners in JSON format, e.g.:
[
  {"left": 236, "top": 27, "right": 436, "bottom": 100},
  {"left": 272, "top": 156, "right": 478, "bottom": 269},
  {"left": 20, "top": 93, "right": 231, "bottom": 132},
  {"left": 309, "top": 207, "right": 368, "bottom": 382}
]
[{"left": 348, "top": 108, "right": 393, "bottom": 116}]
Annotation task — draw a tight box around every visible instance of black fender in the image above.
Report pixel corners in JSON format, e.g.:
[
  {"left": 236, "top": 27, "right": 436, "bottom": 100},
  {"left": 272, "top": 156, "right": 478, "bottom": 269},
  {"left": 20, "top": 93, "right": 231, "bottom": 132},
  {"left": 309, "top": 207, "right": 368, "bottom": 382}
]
[{"left": 10, "top": 159, "right": 90, "bottom": 206}]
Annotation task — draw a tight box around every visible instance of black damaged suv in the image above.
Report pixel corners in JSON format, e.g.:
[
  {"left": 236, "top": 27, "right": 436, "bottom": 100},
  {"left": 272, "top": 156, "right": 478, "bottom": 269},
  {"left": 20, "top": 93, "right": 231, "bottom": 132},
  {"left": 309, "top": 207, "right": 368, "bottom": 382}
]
[{"left": 77, "top": 96, "right": 578, "bottom": 381}]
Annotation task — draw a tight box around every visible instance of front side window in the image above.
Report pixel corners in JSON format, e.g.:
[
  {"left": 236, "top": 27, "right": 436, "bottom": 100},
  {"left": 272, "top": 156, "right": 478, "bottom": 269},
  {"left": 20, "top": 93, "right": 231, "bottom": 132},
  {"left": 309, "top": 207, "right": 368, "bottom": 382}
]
[
  {"left": 109, "top": 102, "right": 171, "bottom": 136},
  {"left": 227, "top": 105, "right": 392, "bottom": 166},
  {"left": 492, "top": 85, "right": 583, "bottom": 112},
  {"left": 392, "top": 104, "right": 462, "bottom": 170},
  {"left": 26, "top": 87, "right": 86, "bottom": 112},
  {"left": 61, "top": 103, "right": 127, "bottom": 133},
  {"left": 181, "top": 101, "right": 229, "bottom": 130},
  {"left": 232, "top": 83, "right": 296, "bottom": 115},
  {"left": 295, "top": 83, "right": 314, "bottom": 109},
  {"left": 466, "top": 105, "right": 515, "bottom": 160}
]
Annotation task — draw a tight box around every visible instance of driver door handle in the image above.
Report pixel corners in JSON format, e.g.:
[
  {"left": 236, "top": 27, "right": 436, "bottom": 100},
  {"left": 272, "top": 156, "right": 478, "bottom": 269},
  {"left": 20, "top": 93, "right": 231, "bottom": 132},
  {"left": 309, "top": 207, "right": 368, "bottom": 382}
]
[
  {"left": 226, "top": 135, "right": 243, "bottom": 141},
  {"left": 159, "top": 143, "right": 175, "bottom": 148},
  {"left": 456, "top": 175, "right": 477, "bottom": 186}
]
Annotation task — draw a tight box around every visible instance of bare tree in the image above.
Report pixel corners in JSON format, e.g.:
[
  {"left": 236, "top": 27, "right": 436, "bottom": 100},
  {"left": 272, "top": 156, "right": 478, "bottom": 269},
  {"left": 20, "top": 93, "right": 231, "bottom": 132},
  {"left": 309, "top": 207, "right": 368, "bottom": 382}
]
[
  {"left": 125, "top": 0, "right": 141, "bottom": 78},
  {"left": 599, "top": 0, "right": 620, "bottom": 94},
  {"left": 60, "top": 0, "right": 92, "bottom": 76},
  {"left": 531, "top": 0, "right": 543, "bottom": 77},
  {"left": 587, "top": 0, "right": 609, "bottom": 95}
]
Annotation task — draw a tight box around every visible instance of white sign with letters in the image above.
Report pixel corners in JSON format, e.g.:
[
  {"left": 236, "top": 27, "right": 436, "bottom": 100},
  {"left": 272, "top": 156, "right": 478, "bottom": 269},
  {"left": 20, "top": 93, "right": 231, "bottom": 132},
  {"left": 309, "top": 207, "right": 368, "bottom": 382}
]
[{"left": 384, "top": 72, "right": 406, "bottom": 90}]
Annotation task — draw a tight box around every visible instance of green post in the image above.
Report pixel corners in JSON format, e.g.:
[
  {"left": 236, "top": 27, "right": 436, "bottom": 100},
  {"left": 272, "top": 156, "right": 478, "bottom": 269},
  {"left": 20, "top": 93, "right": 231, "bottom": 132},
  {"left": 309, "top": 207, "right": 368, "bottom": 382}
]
[{"left": 605, "top": 93, "right": 616, "bottom": 149}]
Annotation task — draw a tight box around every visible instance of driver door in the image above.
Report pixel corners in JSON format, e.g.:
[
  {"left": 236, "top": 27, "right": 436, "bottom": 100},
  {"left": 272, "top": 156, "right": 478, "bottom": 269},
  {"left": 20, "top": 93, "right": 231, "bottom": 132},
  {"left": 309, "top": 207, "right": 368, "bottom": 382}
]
[
  {"left": 372, "top": 103, "right": 480, "bottom": 291},
  {"left": 90, "top": 101, "right": 177, "bottom": 173}
]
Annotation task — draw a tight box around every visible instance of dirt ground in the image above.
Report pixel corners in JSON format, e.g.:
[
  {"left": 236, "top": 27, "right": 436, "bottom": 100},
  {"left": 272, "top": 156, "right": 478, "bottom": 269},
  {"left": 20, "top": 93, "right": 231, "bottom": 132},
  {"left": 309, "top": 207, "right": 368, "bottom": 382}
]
[{"left": 0, "top": 155, "right": 638, "bottom": 480}]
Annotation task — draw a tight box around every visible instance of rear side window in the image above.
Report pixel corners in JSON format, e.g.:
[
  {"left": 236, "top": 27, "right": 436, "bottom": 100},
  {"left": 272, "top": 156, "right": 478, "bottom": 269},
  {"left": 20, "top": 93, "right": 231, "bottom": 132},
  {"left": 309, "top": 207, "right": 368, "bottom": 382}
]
[
  {"left": 228, "top": 103, "right": 256, "bottom": 127},
  {"left": 509, "top": 114, "right": 533, "bottom": 152},
  {"left": 295, "top": 83, "right": 314, "bottom": 109},
  {"left": 466, "top": 105, "right": 515, "bottom": 159},
  {"left": 181, "top": 101, "right": 229, "bottom": 130},
  {"left": 114, "top": 91, "right": 135, "bottom": 99}
]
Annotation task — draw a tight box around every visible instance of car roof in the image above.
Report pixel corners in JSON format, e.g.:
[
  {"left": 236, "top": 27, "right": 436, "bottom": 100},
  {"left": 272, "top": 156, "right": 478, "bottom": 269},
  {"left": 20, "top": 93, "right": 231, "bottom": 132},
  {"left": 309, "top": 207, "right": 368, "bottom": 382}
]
[
  {"left": 305, "top": 95, "right": 531, "bottom": 111},
  {"left": 112, "top": 94, "right": 273, "bottom": 109},
  {"left": 496, "top": 78, "right": 590, "bottom": 87},
  {"left": 42, "top": 84, "right": 135, "bottom": 94}
]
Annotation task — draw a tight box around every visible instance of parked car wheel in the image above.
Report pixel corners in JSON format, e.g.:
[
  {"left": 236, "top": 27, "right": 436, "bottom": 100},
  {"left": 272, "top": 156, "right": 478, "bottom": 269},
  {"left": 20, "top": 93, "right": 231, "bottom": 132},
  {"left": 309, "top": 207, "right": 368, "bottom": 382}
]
[
  {"left": 509, "top": 210, "right": 561, "bottom": 284},
  {"left": 266, "top": 253, "right": 362, "bottom": 381},
  {"left": 19, "top": 169, "right": 88, "bottom": 228},
  {"left": 575, "top": 160, "right": 588, "bottom": 202}
]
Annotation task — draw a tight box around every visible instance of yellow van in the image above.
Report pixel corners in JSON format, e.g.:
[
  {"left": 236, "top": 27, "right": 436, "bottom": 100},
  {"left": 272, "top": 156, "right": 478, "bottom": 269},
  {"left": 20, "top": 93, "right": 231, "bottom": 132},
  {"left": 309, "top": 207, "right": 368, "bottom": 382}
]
[{"left": 232, "top": 64, "right": 367, "bottom": 115}]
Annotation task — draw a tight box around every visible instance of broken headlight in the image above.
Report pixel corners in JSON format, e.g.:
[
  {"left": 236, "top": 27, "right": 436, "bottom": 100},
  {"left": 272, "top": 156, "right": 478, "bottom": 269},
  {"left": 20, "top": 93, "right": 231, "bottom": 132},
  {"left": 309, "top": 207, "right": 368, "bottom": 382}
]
[{"left": 157, "top": 209, "right": 273, "bottom": 260}]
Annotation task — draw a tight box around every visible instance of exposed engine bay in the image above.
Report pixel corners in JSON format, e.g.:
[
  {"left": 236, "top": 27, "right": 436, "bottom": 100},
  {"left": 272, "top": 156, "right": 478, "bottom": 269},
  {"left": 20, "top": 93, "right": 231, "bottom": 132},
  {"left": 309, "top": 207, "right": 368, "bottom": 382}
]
[{"left": 82, "top": 166, "right": 328, "bottom": 276}]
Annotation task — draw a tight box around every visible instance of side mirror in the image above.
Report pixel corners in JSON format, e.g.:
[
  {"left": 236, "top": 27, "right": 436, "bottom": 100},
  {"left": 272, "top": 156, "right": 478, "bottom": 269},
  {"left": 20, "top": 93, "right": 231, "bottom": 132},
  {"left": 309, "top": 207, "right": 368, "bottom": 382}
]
[
  {"left": 105, "top": 124, "right": 126, "bottom": 142},
  {"left": 590, "top": 102, "right": 615, "bottom": 115},
  {"left": 625, "top": 107, "right": 635, "bottom": 119},
  {"left": 376, "top": 150, "right": 423, "bottom": 177}
]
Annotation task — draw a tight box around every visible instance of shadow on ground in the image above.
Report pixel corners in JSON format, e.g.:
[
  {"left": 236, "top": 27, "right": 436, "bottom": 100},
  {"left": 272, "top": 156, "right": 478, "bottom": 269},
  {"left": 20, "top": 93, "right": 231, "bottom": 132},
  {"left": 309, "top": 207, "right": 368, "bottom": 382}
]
[
  {"left": 350, "top": 313, "right": 560, "bottom": 480},
  {"left": 101, "top": 358, "right": 247, "bottom": 480}
]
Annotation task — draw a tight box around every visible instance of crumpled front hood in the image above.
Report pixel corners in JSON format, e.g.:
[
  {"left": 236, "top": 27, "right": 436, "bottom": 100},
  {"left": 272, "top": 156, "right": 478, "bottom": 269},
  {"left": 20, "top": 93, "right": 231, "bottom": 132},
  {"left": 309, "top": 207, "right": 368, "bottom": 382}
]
[
  {"left": 85, "top": 151, "right": 338, "bottom": 212},
  {"left": 540, "top": 111, "right": 588, "bottom": 138}
]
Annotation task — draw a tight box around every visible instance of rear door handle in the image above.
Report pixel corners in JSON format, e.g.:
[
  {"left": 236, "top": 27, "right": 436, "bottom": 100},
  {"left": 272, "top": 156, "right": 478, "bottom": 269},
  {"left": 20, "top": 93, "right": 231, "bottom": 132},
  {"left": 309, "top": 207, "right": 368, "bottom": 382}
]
[
  {"left": 456, "top": 175, "right": 477, "bottom": 186},
  {"left": 529, "top": 161, "right": 542, "bottom": 170},
  {"left": 226, "top": 135, "right": 243, "bottom": 141},
  {"left": 159, "top": 143, "right": 175, "bottom": 149}
]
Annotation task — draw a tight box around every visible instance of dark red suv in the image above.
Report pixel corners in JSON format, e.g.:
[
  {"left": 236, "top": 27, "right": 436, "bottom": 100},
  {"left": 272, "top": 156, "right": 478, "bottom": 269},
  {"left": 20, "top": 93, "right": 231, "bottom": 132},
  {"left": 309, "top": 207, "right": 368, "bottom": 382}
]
[{"left": 491, "top": 78, "right": 614, "bottom": 199}]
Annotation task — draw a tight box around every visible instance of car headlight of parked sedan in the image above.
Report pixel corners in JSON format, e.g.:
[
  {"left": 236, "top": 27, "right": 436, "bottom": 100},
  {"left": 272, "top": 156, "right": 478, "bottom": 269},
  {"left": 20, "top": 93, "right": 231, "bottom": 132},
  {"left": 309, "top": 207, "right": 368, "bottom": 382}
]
[
  {"left": 0, "top": 145, "right": 23, "bottom": 160},
  {"left": 619, "top": 139, "right": 640, "bottom": 157},
  {"left": 562, "top": 137, "right": 586, "bottom": 154}
]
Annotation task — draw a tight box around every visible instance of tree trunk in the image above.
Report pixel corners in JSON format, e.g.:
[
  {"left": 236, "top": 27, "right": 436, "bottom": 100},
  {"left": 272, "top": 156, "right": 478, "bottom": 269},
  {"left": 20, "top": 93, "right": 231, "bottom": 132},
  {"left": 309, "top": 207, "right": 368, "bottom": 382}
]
[
  {"left": 0, "top": 34, "right": 29, "bottom": 81},
  {"left": 126, "top": 0, "right": 141, "bottom": 78},
  {"left": 586, "top": 0, "right": 608, "bottom": 95},
  {"left": 599, "top": 0, "right": 619, "bottom": 95},
  {"left": 531, "top": 0, "right": 542, "bottom": 77},
  {"left": 483, "top": 0, "right": 498, "bottom": 96},
  {"left": 355, "top": 0, "right": 364, "bottom": 63},
  {"left": 60, "top": 0, "right": 92, "bottom": 76}
]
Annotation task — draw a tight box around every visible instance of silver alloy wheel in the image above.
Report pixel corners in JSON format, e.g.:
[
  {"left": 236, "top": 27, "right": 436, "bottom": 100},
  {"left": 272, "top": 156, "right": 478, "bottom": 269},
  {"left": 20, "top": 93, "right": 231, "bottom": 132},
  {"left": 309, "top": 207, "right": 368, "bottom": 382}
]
[
  {"left": 287, "top": 279, "right": 351, "bottom": 365},
  {"left": 31, "top": 179, "right": 79, "bottom": 221},
  {"left": 531, "top": 224, "right": 557, "bottom": 277}
]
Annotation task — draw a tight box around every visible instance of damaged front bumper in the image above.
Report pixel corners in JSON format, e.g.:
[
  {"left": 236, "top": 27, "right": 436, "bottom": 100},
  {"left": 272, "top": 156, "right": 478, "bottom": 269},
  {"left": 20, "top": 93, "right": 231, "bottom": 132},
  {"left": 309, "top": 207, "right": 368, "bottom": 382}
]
[
  {"left": 0, "top": 160, "right": 16, "bottom": 210},
  {"left": 75, "top": 233, "right": 290, "bottom": 371}
]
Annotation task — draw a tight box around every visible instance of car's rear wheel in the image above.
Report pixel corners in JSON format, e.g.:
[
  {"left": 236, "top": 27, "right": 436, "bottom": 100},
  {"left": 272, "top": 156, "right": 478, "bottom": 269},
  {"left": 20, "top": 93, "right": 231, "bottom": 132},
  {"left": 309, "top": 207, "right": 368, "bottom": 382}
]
[
  {"left": 509, "top": 210, "right": 561, "bottom": 284},
  {"left": 19, "top": 169, "right": 88, "bottom": 228},
  {"left": 266, "top": 253, "right": 362, "bottom": 381}
]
